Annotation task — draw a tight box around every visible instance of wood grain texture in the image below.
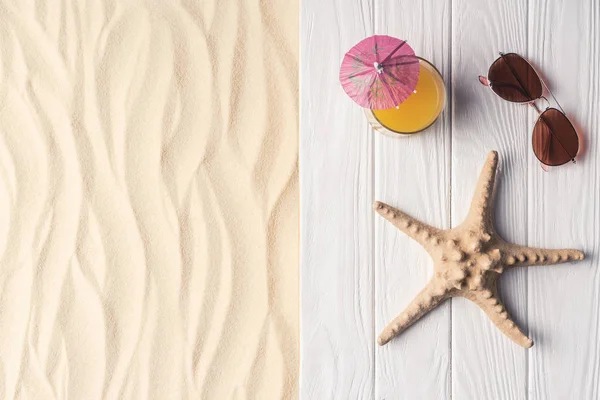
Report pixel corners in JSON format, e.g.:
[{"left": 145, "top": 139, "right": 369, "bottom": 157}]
[
  {"left": 527, "top": 0, "right": 600, "bottom": 398},
  {"left": 301, "top": 0, "right": 600, "bottom": 398},
  {"left": 451, "top": 0, "right": 530, "bottom": 398},
  {"left": 373, "top": 0, "right": 451, "bottom": 398},
  {"left": 300, "top": 0, "right": 375, "bottom": 398}
]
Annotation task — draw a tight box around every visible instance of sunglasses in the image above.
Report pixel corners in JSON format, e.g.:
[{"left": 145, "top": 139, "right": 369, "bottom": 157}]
[{"left": 478, "top": 52, "right": 579, "bottom": 167}]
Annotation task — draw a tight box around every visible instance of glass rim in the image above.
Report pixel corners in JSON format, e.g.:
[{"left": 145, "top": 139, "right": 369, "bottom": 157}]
[{"left": 365, "top": 57, "right": 446, "bottom": 136}]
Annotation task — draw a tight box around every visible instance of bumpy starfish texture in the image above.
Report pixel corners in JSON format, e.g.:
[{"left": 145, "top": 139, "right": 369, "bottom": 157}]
[{"left": 375, "top": 151, "right": 584, "bottom": 348}]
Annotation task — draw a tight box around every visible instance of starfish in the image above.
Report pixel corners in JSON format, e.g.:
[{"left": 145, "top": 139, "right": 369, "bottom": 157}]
[{"left": 374, "top": 151, "right": 584, "bottom": 348}]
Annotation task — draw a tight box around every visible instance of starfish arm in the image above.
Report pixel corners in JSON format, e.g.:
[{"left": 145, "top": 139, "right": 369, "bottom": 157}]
[
  {"left": 501, "top": 243, "right": 584, "bottom": 267},
  {"left": 373, "top": 201, "right": 440, "bottom": 248},
  {"left": 470, "top": 290, "right": 533, "bottom": 348},
  {"left": 466, "top": 151, "right": 498, "bottom": 225},
  {"left": 378, "top": 280, "right": 448, "bottom": 346}
]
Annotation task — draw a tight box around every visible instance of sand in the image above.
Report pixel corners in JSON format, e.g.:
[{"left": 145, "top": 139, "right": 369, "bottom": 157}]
[{"left": 0, "top": 0, "right": 298, "bottom": 398}]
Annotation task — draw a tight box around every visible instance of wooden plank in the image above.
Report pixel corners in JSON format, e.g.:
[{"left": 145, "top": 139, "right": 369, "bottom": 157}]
[
  {"left": 527, "top": 0, "right": 600, "bottom": 398},
  {"left": 373, "top": 0, "right": 452, "bottom": 398},
  {"left": 299, "top": 0, "right": 375, "bottom": 398},
  {"left": 451, "top": 0, "right": 530, "bottom": 397}
]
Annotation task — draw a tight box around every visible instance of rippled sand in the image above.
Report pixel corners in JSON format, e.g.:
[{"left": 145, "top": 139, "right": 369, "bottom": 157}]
[{"left": 0, "top": 0, "right": 298, "bottom": 398}]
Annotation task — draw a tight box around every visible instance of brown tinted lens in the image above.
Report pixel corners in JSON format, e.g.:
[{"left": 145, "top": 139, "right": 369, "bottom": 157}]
[
  {"left": 488, "top": 53, "right": 542, "bottom": 102},
  {"left": 532, "top": 108, "right": 579, "bottom": 166}
]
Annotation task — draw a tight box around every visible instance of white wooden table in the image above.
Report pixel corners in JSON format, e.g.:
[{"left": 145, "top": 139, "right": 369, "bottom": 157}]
[{"left": 300, "top": 0, "right": 600, "bottom": 398}]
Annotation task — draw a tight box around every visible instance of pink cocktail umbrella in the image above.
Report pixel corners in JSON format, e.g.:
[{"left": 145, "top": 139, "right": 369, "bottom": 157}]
[{"left": 339, "top": 35, "right": 420, "bottom": 110}]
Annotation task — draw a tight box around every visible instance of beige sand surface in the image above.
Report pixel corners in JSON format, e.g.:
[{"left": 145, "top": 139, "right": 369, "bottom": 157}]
[{"left": 0, "top": 0, "right": 298, "bottom": 398}]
